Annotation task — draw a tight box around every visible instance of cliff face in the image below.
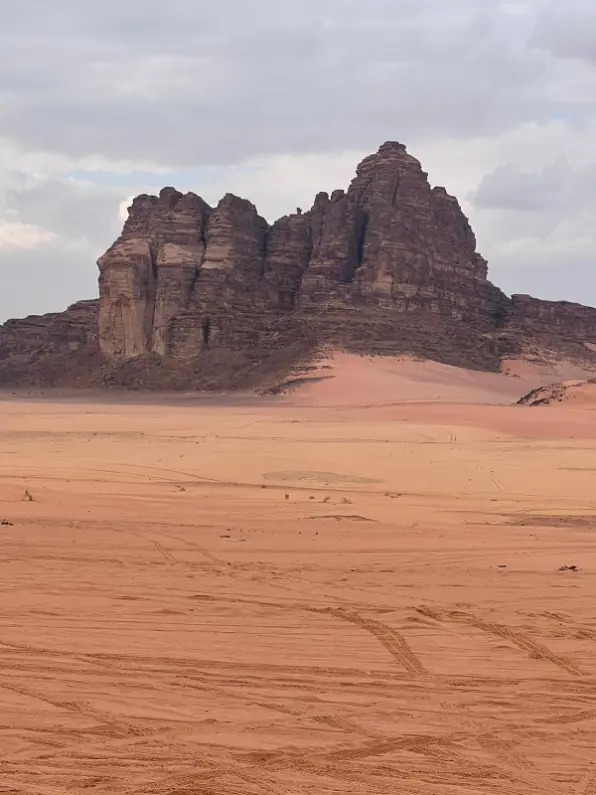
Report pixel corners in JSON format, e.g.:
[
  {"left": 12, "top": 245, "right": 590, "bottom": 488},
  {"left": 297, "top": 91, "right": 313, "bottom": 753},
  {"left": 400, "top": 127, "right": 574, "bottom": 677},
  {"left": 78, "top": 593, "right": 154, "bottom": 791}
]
[
  {"left": 2, "top": 141, "right": 596, "bottom": 389},
  {"left": 98, "top": 188, "right": 212, "bottom": 357},
  {"left": 97, "top": 141, "right": 507, "bottom": 361},
  {"left": 0, "top": 300, "right": 100, "bottom": 386},
  {"left": 506, "top": 295, "right": 596, "bottom": 340}
]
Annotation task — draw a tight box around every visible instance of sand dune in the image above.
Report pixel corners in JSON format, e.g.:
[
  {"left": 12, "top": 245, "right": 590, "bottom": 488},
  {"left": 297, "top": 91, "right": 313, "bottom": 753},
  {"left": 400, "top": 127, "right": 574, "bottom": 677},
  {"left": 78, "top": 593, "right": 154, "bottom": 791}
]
[
  {"left": 2, "top": 361, "right": 596, "bottom": 793},
  {"left": 282, "top": 353, "right": 589, "bottom": 407}
]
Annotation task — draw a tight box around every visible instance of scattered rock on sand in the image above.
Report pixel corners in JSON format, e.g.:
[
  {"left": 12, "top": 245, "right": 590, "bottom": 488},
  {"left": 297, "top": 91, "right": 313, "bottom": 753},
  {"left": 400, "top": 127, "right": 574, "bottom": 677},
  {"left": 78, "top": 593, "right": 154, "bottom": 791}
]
[{"left": 518, "top": 380, "right": 596, "bottom": 407}]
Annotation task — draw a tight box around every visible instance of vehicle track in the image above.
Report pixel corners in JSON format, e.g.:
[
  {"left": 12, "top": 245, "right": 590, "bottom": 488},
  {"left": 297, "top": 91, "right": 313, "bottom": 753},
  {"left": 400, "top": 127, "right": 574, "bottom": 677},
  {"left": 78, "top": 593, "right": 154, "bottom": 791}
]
[
  {"left": 323, "top": 734, "right": 429, "bottom": 762},
  {"left": 543, "top": 612, "right": 596, "bottom": 641},
  {"left": 456, "top": 613, "right": 584, "bottom": 677},
  {"left": 324, "top": 608, "right": 428, "bottom": 678},
  {"left": 310, "top": 713, "right": 380, "bottom": 738},
  {"left": 0, "top": 680, "right": 148, "bottom": 736},
  {"left": 476, "top": 463, "right": 507, "bottom": 494},
  {"left": 309, "top": 729, "right": 543, "bottom": 795},
  {"left": 417, "top": 605, "right": 584, "bottom": 677}
]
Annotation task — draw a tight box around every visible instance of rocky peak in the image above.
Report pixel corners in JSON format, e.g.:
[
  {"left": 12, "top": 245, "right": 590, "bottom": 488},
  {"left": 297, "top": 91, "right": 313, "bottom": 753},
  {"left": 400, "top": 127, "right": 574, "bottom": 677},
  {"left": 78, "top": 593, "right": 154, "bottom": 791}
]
[
  {"left": 312, "top": 191, "right": 331, "bottom": 209},
  {"left": 201, "top": 194, "right": 268, "bottom": 276},
  {"left": 98, "top": 187, "right": 214, "bottom": 357},
  {"left": 122, "top": 194, "right": 158, "bottom": 236},
  {"left": 343, "top": 142, "right": 499, "bottom": 315},
  {"left": 378, "top": 140, "right": 408, "bottom": 153},
  {"left": 157, "top": 186, "right": 183, "bottom": 209},
  {"left": 97, "top": 141, "right": 509, "bottom": 358},
  {"left": 349, "top": 141, "right": 424, "bottom": 207}
]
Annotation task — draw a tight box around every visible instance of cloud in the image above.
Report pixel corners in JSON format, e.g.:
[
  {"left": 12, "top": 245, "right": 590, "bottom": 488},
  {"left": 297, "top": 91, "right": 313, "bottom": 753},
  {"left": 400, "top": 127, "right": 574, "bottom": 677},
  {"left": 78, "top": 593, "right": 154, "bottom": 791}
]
[
  {"left": 533, "top": 0, "right": 596, "bottom": 64},
  {"left": 0, "top": 0, "right": 596, "bottom": 320},
  {"left": 471, "top": 158, "right": 596, "bottom": 213},
  {"left": 0, "top": 173, "right": 129, "bottom": 320},
  {"left": 0, "top": 0, "right": 563, "bottom": 167},
  {"left": 0, "top": 236, "right": 98, "bottom": 321},
  {"left": 468, "top": 151, "right": 596, "bottom": 302},
  {"left": 0, "top": 221, "right": 56, "bottom": 251},
  {"left": 2, "top": 174, "right": 125, "bottom": 244}
]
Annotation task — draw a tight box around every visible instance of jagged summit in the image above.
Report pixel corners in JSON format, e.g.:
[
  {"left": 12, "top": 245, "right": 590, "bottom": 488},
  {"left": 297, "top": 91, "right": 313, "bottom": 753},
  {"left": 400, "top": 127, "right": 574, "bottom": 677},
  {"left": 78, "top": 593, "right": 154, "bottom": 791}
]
[
  {"left": 2, "top": 142, "right": 596, "bottom": 390},
  {"left": 96, "top": 140, "right": 502, "bottom": 360}
]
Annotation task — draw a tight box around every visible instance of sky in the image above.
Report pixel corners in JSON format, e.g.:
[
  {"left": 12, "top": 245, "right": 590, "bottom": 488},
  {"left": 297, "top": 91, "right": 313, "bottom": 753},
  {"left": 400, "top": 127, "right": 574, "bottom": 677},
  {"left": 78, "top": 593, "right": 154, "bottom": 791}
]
[{"left": 1, "top": 0, "right": 596, "bottom": 321}]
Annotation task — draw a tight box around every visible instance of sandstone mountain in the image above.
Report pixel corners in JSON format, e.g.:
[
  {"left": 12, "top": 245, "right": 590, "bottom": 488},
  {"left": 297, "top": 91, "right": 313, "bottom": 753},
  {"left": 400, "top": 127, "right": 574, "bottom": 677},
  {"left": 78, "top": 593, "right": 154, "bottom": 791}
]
[{"left": 2, "top": 141, "right": 596, "bottom": 389}]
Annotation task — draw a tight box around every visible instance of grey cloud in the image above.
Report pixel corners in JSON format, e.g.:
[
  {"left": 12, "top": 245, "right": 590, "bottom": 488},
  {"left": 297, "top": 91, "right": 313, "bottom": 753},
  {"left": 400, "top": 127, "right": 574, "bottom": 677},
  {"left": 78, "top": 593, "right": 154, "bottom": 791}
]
[
  {"left": 0, "top": 176, "right": 129, "bottom": 322},
  {"left": 0, "top": 0, "right": 563, "bottom": 168},
  {"left": 488, "top": 250, "right": 596, "bottom": 305},
  {"left": 0, "top": 238, "right": 98, "bottom": 322},
  {"left": 533, "top": 0, "right": 596, "bottom": 63},
  {"left": 471, "top": 159, "right": 596, "bottom": 214},
  {"left": 469, "top": 153, "right": 596, "bottom": 304},
  {"left": 2, "top": 175, "right": 125, "bottom": 245},
  {"left": 473, "top": 160, "right": 567, "bottom": 212}
]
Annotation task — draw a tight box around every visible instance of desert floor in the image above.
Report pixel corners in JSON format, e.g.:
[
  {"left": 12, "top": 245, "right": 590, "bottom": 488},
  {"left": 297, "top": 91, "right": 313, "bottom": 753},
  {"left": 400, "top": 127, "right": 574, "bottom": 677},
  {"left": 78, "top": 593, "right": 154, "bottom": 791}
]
[{"left": 1, "top": 357, "right": 596, "bottom": 794}]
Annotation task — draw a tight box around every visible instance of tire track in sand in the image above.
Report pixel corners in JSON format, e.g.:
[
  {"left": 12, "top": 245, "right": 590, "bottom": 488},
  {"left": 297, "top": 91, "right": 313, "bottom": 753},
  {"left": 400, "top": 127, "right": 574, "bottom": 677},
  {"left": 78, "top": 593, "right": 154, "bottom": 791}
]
[
  {"left": 268, "top": 730, "right": 551, "bottom": 795},
  {"left": 417, "top": 606, "right": 584, "bottom": 676},
  {"left": 0, "top": 680, "right": 151, "bottom": 736},
  {"left": 476, "top": 463, "right": 507, "bottom": 494},
  {"left": 543, "top": 611, "right": 596, "bottom": 642},
  {"left": 321, "top": 608, "right": 428, "bottom": 678}
]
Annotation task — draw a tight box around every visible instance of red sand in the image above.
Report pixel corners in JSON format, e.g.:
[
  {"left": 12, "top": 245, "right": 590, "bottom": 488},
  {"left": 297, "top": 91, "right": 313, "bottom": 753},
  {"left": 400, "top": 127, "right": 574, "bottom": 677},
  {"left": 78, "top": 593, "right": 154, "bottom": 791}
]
[
  {"left": 286, "top": 354, "right": 537, "bottom": 405},
  {"left": 2, "top": 356, "right": 596, "bottom": 793}
]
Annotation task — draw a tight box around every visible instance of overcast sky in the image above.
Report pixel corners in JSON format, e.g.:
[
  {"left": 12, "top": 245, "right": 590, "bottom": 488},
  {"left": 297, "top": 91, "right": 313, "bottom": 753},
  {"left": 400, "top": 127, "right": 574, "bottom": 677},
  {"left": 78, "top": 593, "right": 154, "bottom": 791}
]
[{"left": 1, "top": 0, "right": 595, "bottom": 321}]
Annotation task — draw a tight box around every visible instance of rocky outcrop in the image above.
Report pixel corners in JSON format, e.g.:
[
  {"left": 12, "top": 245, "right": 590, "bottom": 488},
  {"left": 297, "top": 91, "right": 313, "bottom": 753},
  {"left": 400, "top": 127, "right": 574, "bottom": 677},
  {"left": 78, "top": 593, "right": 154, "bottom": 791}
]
[
  {"left": 506, "top": 295, "right": 596, "bottom": 340},
  {"left": 518, "top": 380, "right": 596, "bottom": 407},
  {"left": 95, "top": 140, "right": 509, "bottom": 363},
  {"left": 98, "top": 188, "right": 212, "bottom": 357},
  {"left": 345, "top": 143, "right": 504, "bottom": 320},
  {"left": 300, "top": 190, "right": 366, "bottom": 304},
  {"left": 260, "top": 212, "right": 313, "bottom": 310},
  {"left": 2, "top": 141, "right": 596, "bottom": 390},
  {"left": 0, "top": 300, "right": 98, "bottom": 358},
  {"left": 192, "top": 193, "right": 268, "bottom": 315},
  {"left": 151, "top": 191, "right": 211, "bottom": 356},
  {"left": 0, "top": 300, "right": 99, "bottom": 386}
]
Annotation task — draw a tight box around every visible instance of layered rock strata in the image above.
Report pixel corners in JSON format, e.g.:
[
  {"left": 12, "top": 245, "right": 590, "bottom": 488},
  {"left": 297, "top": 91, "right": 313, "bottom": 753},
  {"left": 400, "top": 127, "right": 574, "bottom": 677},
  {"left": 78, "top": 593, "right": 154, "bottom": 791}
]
[
  {"left": 95, "top": 141, "right": 509, "bottom": 362},
  {"left": 2, "top": 141, "right": 596, "bottom": 389}
]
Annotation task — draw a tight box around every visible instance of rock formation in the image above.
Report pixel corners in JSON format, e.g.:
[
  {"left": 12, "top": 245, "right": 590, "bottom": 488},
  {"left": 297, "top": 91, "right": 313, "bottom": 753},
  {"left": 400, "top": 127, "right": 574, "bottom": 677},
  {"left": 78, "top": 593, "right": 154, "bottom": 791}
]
[
  {"left": 518, "top": 379, "right": 596, "bottom": 407},
  {"left": 506, "top": 294, "right": 596, "bottom": 340},
  {"left": 2, "top": 141, "right": 596, "bottom": 389},
  {"left": 98, "top": 188, "right": 212, "bottom": 357}
]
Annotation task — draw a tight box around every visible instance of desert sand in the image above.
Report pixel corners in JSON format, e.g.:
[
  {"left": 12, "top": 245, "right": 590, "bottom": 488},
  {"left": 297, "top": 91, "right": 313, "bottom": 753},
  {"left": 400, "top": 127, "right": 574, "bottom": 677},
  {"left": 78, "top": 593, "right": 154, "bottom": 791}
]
[{"left": 1, "top": 356, "right": 596, "bottom": 794}]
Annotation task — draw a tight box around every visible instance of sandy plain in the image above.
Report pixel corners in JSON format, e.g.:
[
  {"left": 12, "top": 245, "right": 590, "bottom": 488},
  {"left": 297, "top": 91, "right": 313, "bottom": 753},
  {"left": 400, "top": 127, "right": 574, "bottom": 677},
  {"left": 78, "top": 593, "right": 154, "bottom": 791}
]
[{"left": 1, "top": 356, "right": 596, "bottom": 794}]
